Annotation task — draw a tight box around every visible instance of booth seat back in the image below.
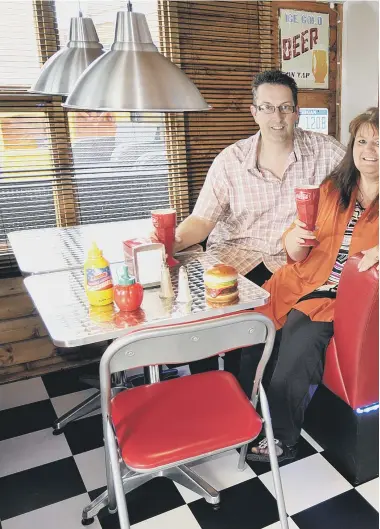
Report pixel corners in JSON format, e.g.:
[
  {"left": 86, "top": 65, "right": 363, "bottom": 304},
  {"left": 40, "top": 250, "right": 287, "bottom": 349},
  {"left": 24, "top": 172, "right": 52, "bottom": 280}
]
[{"left": 323, "top": 254, "right": 379, "bottom": 409}]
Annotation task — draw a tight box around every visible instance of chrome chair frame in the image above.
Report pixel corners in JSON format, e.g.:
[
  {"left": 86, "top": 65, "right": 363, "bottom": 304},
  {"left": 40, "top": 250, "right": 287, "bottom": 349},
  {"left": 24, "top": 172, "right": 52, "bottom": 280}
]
[{"left": 82, "top": 311, "right": 288, "bottom": 529}]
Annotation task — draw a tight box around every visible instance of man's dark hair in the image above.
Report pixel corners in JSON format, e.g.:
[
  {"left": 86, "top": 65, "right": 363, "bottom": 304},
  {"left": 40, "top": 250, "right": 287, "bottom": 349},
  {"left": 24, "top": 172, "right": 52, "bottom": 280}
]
[{"left": 252, "top": 70, "right": 298, "bottom": 107}]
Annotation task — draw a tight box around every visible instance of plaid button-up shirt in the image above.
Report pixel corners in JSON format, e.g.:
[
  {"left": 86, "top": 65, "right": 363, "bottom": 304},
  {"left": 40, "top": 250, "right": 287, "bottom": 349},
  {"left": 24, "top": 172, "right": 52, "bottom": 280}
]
[{"left": 192, "top": 128, "right": 346, "bottom": 275}]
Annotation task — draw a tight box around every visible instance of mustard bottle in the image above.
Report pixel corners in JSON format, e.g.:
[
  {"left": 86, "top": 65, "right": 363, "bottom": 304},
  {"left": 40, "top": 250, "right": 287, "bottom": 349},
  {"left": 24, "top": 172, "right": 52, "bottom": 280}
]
[{"left": 84, "top": 242, "right": 114, "bottom": 306}]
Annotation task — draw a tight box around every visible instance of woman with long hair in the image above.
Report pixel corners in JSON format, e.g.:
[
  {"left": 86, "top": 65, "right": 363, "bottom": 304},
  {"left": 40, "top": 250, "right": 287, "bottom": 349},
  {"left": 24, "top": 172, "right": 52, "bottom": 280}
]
[{"left": 240, "top": 107, "right": 379, "bottom": 463}]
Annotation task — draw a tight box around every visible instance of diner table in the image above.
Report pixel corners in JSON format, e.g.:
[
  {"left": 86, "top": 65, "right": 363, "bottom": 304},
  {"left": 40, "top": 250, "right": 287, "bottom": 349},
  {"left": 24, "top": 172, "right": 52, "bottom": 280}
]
[
  {"left": 24, "top": 253, "right": 270, "bottom": 347},
  {"left": 23, "top": 251, "right": 270, "bottom": 432}
]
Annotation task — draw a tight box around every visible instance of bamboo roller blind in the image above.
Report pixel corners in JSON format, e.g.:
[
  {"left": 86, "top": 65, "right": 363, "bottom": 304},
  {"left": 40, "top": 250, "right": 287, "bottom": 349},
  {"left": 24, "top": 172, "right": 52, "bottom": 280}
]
[{"left": 159, "top": 1, "right": 275, "bottom": 209}]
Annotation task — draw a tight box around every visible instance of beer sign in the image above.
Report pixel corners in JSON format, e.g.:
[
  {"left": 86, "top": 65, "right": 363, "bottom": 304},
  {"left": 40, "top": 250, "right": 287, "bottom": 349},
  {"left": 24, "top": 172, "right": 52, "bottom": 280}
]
[{"left": 279, "top": 9, "right": 329, "bottom": 89}]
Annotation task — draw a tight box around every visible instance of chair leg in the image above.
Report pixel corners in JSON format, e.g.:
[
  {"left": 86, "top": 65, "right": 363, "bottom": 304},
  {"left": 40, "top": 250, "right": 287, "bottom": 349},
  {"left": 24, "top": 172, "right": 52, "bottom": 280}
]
[
  {"left": 81, "top": 471, "right": 155, "bottom": 522},
  {"left": 164, "top": 465, "right": 220, "bottom": 506},
  {"left": 122, "top": 472, "right": 156, "bottom": 493},
  {"left": 106, "top": 421, "right": 131, "bottom": 529},
  {"left": 82, "top": 488, "right": 109, "bottom": 522},
  {"left": 104, "top": 442, "right": 117, "bottom": 513},
  {"left": 259, "top": 384, "right": 289, "bottom": 529}
]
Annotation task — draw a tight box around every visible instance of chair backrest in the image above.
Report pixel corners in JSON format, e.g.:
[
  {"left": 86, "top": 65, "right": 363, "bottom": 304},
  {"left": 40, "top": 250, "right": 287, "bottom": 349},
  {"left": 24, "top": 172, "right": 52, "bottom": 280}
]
[
  {"left": 323, "top": 253, "right": 379, "bottom": 408},
  {"left": 100, "top": 311, "right": 276, "bottom": 407}
]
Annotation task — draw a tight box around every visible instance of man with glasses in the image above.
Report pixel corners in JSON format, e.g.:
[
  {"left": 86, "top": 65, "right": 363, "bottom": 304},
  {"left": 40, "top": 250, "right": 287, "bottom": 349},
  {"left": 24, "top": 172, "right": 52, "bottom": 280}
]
[
  {"left": 173, "top": 70, "right": 345, "bottom": 283},
  {"left": 155, "top": 70, "right": 345, "bottom": 374}
]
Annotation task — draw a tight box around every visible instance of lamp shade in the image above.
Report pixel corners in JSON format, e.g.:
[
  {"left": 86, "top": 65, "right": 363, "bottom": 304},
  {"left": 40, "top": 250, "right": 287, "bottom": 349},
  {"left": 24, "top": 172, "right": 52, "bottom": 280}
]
[
  {"left": 30, "top": 16, "right": 104, "bottom": 96},
  {"left": 63, "top": 11, "right": 210, "bottom": 112}
]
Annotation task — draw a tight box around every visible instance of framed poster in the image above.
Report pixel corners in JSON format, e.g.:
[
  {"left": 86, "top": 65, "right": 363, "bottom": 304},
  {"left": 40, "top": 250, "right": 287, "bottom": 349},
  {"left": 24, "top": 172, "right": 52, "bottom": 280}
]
[
  {"left": 298, "top": 108, "right": 329, "bottom": 134},
  {"left": 280, "top": 9, "right": 329, "bottom": 89}
]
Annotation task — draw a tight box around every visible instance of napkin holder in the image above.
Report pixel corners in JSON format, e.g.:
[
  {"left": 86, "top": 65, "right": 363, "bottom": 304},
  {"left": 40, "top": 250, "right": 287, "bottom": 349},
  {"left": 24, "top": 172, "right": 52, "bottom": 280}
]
[{"left": 123, "top": 238, "right": 164, "bottom": 288}]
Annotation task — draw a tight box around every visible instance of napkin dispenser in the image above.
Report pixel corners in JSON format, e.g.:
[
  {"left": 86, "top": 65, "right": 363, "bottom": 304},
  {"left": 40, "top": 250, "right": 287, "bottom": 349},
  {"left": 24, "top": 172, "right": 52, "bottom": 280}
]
[{"left": 123, "top": 238, "right": 164, "bottom": 288}]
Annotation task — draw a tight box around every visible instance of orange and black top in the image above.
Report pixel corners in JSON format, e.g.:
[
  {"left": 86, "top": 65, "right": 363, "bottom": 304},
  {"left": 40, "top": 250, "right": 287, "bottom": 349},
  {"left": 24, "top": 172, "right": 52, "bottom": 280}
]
[{"left": 255, "top": 181, "right": 379, "bottom": 329}]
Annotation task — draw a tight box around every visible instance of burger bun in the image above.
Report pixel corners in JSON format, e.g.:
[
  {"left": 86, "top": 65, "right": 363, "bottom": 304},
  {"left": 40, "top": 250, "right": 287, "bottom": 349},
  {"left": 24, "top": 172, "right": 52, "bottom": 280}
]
[{"left": 204, "top": 264, "right": 239, "bottom": 305}]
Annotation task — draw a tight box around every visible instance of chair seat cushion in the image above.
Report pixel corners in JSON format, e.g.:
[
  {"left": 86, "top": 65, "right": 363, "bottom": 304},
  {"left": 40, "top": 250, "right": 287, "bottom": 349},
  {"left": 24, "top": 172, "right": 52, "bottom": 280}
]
[{"left": 111, "top": 371, "right": 262, "bottom": 470}]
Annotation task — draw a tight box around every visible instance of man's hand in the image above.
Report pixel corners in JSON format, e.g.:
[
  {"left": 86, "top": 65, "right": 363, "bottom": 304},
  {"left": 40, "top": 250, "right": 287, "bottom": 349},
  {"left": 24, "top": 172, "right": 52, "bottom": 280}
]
[
  {"left": 150, "top": 229, "right": 182, "bottom": 254},
  {"left": 150, "top": 215, "right": 215, "bottom": 255},
  {"left": 358, "top": 245, "right": 379, "bottom": 272}
]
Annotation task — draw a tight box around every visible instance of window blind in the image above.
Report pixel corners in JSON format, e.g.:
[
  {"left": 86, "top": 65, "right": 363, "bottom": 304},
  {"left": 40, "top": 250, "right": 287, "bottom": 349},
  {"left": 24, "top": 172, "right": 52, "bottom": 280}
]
[
  {"left": 0, "top": 1, "right": 59, "bottom": 275},
  {"left": 0, "top": 1, "right": 176, "bottom": 277}
]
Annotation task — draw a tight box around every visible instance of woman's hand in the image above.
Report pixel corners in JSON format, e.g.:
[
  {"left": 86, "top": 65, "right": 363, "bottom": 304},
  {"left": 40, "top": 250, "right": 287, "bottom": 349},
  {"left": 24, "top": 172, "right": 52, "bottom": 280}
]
[
  {"left": 286, "top": 218, "right": 317, "bottom": 247},
  {"left": 358, "top": 245, "right": 379, "bottom": 272},
  {"left": 284, "top": 218, "right": 317, "bottom": 263}
]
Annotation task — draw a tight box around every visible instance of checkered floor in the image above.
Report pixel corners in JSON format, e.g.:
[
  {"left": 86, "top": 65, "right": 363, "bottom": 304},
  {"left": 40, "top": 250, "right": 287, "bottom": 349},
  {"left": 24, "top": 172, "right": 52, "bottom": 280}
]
[{"left": 0, "top": 363, "right": 378, "bottom": 529}]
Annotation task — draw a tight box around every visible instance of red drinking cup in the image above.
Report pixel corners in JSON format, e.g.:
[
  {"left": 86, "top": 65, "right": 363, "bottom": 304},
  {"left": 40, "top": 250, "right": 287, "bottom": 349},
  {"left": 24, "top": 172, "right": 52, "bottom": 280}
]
[
  {"left": 295, "top": 185, "right": 320, "bottom": 247},
  {"left": 151, "top": 208, "right": 179, "bottom": 267}
]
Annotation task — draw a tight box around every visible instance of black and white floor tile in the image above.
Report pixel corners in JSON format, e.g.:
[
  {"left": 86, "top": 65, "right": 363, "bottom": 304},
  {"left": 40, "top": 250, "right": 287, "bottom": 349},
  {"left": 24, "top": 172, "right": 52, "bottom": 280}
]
[{"left": 0, "top": 365, "right": 378, "bottom": 529}]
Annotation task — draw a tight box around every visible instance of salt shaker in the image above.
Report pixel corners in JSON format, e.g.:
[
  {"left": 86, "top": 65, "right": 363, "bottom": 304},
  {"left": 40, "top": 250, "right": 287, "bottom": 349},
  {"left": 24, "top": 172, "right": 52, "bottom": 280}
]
[
  {"left": 159, "top": 262, "right": 175, "bottom": 299},
  {"left": 176, "top": 266, "right": 192, "bottom": 303}
]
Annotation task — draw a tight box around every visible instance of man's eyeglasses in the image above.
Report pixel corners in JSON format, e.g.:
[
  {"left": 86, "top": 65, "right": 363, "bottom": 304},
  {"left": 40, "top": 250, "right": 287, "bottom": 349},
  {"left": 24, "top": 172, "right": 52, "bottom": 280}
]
[{"left": 254, "top": 104, "right": 296, "bottom": 114}]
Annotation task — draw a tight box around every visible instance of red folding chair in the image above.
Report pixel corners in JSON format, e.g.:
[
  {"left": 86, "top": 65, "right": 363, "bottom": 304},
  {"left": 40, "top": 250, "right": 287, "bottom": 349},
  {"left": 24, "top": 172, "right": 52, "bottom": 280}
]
[{"left": 81, "top": 311, "right": 288, "bottom": 529}]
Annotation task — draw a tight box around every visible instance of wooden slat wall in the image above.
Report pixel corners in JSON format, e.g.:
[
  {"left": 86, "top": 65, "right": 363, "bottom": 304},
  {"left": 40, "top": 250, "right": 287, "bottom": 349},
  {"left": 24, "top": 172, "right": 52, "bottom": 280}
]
[
  {"left": 0, "top": 277, "right": 54, "bottom": 381},
  {"left": 0, "top": 277, "right": 102, "bottom": 384}
]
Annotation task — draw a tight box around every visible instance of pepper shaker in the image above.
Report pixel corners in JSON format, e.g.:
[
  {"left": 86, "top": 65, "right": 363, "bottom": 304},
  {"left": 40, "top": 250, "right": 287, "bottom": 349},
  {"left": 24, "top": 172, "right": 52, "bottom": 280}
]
[{"left": 159, "top": 262, "right": 175, "bottom": 299}]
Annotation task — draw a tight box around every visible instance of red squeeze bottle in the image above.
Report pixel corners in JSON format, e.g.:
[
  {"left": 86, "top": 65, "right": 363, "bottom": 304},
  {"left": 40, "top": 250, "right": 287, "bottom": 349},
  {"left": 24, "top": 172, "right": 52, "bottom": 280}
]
[{"left": 114, "top": 265, "right": 143, "bottom": 312}]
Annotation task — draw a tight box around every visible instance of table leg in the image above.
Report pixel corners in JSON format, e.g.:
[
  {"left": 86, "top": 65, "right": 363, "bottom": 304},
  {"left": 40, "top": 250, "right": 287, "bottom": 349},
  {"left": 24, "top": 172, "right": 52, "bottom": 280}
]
[
  {"left": 149, "top": 365, "right": 160, "bottom": 383},
  {"left": 53, "top": 391, "right": 101, "bottom": 434}
]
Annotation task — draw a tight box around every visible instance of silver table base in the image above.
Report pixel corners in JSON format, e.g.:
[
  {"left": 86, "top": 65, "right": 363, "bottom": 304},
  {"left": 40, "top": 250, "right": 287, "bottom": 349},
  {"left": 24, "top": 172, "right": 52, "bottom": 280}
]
[
  {"left": 53, "top": 367, "right": 163, "bottom": 433},
  {"left": 53, "top": 391, "right": 101, "bottom": 433}
]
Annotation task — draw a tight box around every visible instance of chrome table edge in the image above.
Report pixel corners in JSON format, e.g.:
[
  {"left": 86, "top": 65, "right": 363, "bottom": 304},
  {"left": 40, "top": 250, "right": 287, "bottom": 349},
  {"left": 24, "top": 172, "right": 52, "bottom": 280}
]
[{"left": 24, "top": 254, "right": 270, "bottom": 348}]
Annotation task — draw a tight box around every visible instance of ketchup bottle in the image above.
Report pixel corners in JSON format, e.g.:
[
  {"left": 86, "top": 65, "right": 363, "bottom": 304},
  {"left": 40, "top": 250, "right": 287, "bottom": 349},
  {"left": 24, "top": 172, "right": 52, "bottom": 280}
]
[{"left": 114, "top": 265, "right": 143, "bottom": 312}]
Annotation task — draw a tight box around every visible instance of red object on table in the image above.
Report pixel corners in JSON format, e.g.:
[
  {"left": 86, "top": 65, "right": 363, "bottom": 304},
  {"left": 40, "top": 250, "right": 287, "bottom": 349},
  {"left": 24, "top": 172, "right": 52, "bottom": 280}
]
[
  {"left": 114, "top": 265, "right": 144, "bottom": 312},
  {"left": 295, "top": 185, "right": 320, "bottom": 247},
  {"left": 114, "top": 308, "right": 146, "bottom": 327},
  {"left": 151, "top": 208, "right": 179, "bottom": 267},
  {"left": 114, "top": 284, "right": 143, "bottom": 312}
]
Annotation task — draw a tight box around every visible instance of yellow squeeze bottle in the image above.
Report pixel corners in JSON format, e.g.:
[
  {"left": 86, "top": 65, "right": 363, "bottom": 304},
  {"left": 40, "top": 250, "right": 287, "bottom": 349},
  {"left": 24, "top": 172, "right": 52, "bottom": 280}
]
[{"left": 84, "top": 242, "right": 114, "bottom": 306}]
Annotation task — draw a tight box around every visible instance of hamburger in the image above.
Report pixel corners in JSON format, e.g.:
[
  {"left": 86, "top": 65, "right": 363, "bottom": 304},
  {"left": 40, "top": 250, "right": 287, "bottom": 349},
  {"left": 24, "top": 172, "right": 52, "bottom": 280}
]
[{"left": 204, "top": 264, "right": 239, "bottom": 305}]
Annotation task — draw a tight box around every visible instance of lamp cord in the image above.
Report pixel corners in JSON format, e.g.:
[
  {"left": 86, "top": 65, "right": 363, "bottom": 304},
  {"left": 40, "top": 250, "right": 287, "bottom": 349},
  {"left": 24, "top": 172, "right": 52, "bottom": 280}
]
[
  {"left": 127, "top": 0, "right": 133, "bottom": 12},
  {"left": 78, "top": 0, "right": 83, "bottom": 17}
]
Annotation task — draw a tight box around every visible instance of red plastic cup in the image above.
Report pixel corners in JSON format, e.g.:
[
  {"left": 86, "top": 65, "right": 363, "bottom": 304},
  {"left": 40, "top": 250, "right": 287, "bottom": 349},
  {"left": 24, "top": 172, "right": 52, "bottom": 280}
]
[
  {"left": 295, "top": 185, "right": 320, "bottom": 247},
  {"left": 151, "top": 208, "right": 179, "bottom": 267}
]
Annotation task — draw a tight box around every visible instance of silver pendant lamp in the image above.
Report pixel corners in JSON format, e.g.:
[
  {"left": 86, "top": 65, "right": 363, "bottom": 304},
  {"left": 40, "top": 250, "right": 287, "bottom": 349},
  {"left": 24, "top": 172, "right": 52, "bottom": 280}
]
[
  {"left": 63, "top": 4, "right": 210, "bottom": 112},
  {"left": 30, "top": 12, "right": 104, "bottom": 96}
]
